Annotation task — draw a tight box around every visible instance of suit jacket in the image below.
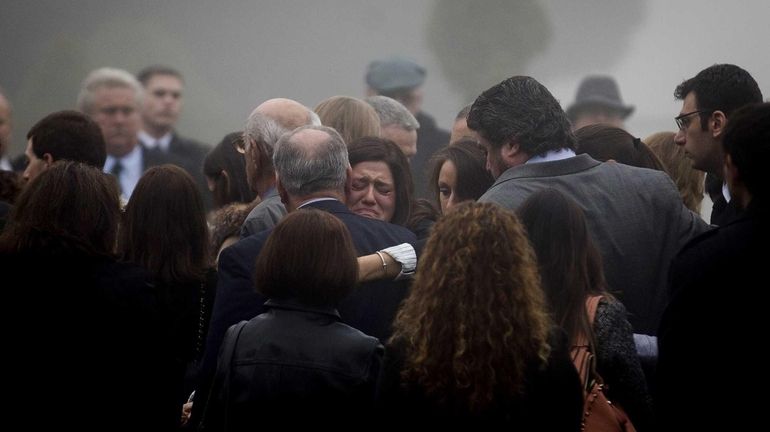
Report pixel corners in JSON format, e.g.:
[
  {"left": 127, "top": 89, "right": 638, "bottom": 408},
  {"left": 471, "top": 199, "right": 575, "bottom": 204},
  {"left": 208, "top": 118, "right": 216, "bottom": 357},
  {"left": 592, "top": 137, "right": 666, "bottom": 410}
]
[
  {"left": 412, "top": 111, "right": 450, "bottom": 199},
  {"left": 169, "top": 133, "right": 212, "bottom": 211},
  {"left": 655, "top": 202, "right": 767, "bottom": 431},
  {"left": 479, "top": 154, "right": 709, "bottom": 335},
  {"left": 192, "top": 199, "right": 415, "bottom": 426}
]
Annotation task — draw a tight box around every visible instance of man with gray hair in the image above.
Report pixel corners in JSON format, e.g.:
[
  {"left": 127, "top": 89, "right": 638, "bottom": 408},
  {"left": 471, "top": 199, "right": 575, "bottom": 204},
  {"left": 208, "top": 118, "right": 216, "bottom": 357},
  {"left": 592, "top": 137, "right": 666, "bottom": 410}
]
[
  {"left": 77, "top": 67, "right": 177, "bottom": 199},
  {"left": 195, "top": 125, "right": 415, "bottom": 425},
  {"left": 365, "top": 95, "right": 419, "bottom": 159},
  {"left": 238, "top": 98, "right": 320, "bottom": 238}
]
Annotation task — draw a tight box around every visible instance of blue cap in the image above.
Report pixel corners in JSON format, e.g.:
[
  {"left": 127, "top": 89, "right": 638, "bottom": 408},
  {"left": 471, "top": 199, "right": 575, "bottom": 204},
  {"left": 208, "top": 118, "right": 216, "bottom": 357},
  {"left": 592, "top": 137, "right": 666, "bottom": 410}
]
[{"left": 365, "top": 56, "right": 426, "bottom": 92}]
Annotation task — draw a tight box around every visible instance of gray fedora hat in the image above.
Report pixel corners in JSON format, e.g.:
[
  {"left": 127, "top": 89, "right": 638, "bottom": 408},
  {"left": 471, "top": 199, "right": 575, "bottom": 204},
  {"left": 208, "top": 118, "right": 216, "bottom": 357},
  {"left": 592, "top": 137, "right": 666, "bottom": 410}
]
[
  {"left": 365, "top": 56, "right": 426, "bottom": 93},
  {"left": 566, "top": 75, "right": 634, "bottom": 120}
]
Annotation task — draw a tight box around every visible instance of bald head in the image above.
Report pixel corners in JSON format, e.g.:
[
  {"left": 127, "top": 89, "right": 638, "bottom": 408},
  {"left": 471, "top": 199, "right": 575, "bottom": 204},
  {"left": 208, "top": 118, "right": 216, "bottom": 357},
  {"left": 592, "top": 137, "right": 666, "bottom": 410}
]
[
  {"left": 254, "top": 98, "right": 318, "bottom": 130},
  {"left": 273, "top": 125, "right": 349, "bottom": 199}
]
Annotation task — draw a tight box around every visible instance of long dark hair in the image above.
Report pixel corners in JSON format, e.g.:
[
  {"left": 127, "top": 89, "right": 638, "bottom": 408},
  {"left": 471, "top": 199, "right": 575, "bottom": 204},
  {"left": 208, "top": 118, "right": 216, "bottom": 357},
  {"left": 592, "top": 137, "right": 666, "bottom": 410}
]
[
  {"left": 119, "top": 164, "right": 211, "bottom": 285},
  {"left": 203, "top": 132, "right": 256, "bottom": 208},
  {"left": 0, "top": 161, "right": 120, "bottom": 256},
  {"left": 428, "top": 139, "right": 493, "bottom": 210},
  {"left": 517, "top": 188, "right": 609, "bottom": 346}
]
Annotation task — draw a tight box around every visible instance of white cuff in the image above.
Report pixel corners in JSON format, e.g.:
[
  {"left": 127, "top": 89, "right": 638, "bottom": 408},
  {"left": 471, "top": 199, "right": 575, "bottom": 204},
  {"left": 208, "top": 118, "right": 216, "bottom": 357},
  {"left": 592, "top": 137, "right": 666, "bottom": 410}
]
[{"left": 380, "top": 243, "right": 417, "bottom": 281}]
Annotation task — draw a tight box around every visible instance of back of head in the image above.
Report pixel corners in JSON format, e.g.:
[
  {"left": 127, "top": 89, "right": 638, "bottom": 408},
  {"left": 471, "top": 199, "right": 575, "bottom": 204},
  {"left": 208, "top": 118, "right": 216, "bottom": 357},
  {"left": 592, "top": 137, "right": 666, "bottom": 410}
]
[
  {"left": 255, "top": 208, "right": 357, "bottom": 307},
  {"left": 645, "top": 131, "right": 705, "bottom": 213},
  {"left": 429, "top": 139, "right": 493, "bottom": 206},
  {"left": 467, "top": 76, "right": 576, "bottom": 156},
  {"left": 364, "top": 95, "right": 419, "bottom": 130},
  {"left": 0, "top": 161, "right": 120, "bottom": 256},
  {"left": 722, "top": 102, "right": 770, "bottom": 205},
  {"left": 348, "top": 136, "right": 413, "bottom": 225},
  {"left": 391, "top": 201, "right": 551, "bottom": 411},
  {"left": 517, "top": 188, "right": 606, "bottom": 342},
  {"left": 675, "top": 64, "right": 763, "bottom": 126},
  {"left": 119, "top": 164, "right": 209, "bottom": 283},
  {"left": 26, "top": 110, "right": 107, "bottom": 169},
  {"left": 314, "top": 96, "right": 381, "bottom": 145},
  {"left": 203, "top": 132, "right": 255, "bottom": 208},
  {"left": 76, "top": 67, "right": 143, "bottom": 115},
  {"left": 575, "top": 124, "right": 664, "bottom": 170},
  {"left": 273, "top": 125, "right": 349, "bottom": 197}
]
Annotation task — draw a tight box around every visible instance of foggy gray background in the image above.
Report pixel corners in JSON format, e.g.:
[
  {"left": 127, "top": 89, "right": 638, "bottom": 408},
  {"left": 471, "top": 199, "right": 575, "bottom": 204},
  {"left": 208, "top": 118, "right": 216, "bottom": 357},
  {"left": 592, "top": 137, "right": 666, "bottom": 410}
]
[{"left": 1, "top": 0, "right": 768, "bottom": 156}]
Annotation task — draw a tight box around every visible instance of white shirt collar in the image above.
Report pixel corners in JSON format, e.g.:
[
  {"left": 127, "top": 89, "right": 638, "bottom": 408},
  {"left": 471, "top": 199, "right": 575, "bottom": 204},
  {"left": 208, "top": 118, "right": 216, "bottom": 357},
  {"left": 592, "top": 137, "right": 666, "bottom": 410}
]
[
  {"left": 104, "top": 145, "right": 143, "bottom": 200},
  {"left": 722, "top": 182, "right": 731, "bottom": 203},
  {"left": 525, "top": 148, "right": 577, "bottom": 165},
  {"left": 138, "top": 130, "right": 173, "bottom": 152},
  {"left": 0, "top": 156, "right": 12, "bottom": 171},
  {"left": 297, "top": 197, "right": 338, "bottom": 208}
]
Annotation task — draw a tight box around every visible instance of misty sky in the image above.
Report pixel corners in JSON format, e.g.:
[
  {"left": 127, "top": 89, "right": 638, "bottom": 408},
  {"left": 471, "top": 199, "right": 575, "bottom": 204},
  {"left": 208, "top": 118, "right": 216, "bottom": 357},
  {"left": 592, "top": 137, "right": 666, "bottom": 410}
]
[{"left": 1, "top": 0, "right": 768, "bottom": 153}]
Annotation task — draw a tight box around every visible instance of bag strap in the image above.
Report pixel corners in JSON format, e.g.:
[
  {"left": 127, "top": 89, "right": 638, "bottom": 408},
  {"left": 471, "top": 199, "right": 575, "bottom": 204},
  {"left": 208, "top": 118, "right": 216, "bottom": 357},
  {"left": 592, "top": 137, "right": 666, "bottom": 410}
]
[{"left": 571, "top": 295, "right": 604, "bottom": 391}]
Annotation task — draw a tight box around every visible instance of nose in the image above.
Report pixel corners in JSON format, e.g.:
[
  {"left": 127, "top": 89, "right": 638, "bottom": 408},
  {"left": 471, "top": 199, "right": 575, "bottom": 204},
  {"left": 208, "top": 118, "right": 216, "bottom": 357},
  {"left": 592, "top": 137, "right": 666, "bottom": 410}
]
[
  {"left": 362, "top": 185, "right": 376, "bottom": 204},
  {"left": 674, "top": 129, "right": 686, "bottom": 146}
]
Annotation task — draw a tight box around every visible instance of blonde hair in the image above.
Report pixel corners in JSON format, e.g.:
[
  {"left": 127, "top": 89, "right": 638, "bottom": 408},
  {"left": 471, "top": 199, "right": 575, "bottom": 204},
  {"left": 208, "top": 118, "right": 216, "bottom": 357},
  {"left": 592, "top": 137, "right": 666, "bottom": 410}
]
[
  {"left": 314, "top": 96, "right": 381, "bottom": 145},
  {"left": 645, "top": 131, "right": 705, "bottom": 213}
]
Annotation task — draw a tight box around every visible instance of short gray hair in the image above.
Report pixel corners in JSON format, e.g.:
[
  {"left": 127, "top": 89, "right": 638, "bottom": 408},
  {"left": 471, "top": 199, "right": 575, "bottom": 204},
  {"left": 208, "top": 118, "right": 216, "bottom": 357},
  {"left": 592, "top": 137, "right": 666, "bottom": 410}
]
[
  {"left": 273, "top": 125, "right": 349, "bottom": 197},
  {"left": 365, "top": 95, "right": 419, "bottom": 130},
  {"left": 76, "top": 67, "right": 143, "bottom": 115},
  {"left": 244, "top": 111, "right": 288, "bottom": 150}
]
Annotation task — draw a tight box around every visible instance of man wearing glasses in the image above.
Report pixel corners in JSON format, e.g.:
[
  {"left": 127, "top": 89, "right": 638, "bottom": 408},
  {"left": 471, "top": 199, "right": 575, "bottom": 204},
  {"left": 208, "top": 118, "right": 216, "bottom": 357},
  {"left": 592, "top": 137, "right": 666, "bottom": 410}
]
[{"left": 673, "top": 64, "right": 763, "bottom": 225}]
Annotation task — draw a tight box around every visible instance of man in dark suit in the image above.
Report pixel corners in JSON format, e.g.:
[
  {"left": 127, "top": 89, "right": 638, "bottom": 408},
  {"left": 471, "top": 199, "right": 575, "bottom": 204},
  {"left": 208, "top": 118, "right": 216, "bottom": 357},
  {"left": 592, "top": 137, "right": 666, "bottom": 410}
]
[
  {"left": 137, "top": 65, "right": 212, "bottom": 209},
  {"left": 656, "top": 103, "right": 769, "bottom": 431},
  {"left": 467, "top": 75, "right": 709, "bottom": 336},
  {"left": 672, "top": 64, "right": 763, "bottom": 226},
  {"left": 365, "top": 56, "right": 450, "bottom": 198},
  {"left": 193, "top": 125, "right": 415, "bottom": 425},
  {"left": 77, "top": 67, "right": 179, "bottom": 201}
]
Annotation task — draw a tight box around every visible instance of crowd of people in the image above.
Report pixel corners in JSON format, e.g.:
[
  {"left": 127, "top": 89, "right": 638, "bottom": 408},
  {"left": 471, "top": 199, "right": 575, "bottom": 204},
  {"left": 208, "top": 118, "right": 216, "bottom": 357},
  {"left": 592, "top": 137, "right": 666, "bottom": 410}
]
[{"left": 0, "top": 58, "right": 766, "bottom": 431}]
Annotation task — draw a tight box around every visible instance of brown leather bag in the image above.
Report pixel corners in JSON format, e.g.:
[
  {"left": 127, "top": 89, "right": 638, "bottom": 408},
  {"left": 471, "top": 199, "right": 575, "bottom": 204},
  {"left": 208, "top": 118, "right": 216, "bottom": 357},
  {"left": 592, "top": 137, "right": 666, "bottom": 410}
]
[{"left": 571, "top": 296, "right": 637, "bottom": 432}]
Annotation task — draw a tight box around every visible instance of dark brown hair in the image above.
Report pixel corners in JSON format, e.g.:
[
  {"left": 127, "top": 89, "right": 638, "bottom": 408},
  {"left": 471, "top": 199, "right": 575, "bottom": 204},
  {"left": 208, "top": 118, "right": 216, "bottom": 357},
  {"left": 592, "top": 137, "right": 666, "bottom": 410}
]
[
  {"left": 0, "top": 161, "right": 120, "bottom": 256},
  {"left": 119, "top": 165, "right": 210, "bottom": 285},
  {"left": 203, "top": 132, "right": 256, "bottom": 209},
  {"left": 27, "top": 110, "right": 106, "bottom": 169},
  {"left": 575, "top": 124, "right": 664, "bottom": 171},
  {"left": 348, "top": 136, "right": 413, "bottom": 225},
  {"left": 391, "top": 202, "right": 552, "bottom": 412},
  {"left": 428, "top": 139, "right": 494, "bottom": 210},
  {"left": 255, "top": 209, "right": 357, "bottom": 307},
  {"left": 517, "top": 188, "right": 609, "bottom": 347}
]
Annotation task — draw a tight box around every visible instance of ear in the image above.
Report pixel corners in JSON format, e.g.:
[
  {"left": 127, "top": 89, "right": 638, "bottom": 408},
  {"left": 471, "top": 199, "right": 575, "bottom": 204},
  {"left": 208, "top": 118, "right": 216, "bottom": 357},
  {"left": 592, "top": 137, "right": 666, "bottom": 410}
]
[
  {"left": 500, "top": 140, "right": 526, "bottom": 167},
  {"left": 711, "top": 110, "right": 728, "bottom": 139},
  {"left": 344, "top": 166, "right": 353, "bottom": 199},
  {"left": 43, "top": 153, "right": 55, "bottom": 167},
  {"left": 275, "top": 175, "right": 289, "bottom": 206}
]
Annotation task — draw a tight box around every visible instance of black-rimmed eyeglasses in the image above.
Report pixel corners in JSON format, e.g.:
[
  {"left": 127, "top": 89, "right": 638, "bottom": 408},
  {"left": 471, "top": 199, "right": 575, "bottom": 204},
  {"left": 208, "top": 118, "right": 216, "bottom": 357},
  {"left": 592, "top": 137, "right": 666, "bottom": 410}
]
[{"left": 675, "top": 110, "right": 712, "bottom": 130}]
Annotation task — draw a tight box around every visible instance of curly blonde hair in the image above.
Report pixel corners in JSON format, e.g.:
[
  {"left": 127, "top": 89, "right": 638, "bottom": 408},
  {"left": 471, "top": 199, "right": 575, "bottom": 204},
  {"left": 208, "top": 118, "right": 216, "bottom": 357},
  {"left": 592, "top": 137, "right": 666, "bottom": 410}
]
[{"left": 390, "top": 202, "right": 552, "bottom": 413}]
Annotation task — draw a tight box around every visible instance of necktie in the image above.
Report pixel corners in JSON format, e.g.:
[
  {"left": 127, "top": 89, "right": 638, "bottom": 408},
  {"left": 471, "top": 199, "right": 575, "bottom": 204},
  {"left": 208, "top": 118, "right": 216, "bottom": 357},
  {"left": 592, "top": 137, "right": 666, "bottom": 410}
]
[{"left": 110, "top": 161, "right": 123, "bottom": 193}]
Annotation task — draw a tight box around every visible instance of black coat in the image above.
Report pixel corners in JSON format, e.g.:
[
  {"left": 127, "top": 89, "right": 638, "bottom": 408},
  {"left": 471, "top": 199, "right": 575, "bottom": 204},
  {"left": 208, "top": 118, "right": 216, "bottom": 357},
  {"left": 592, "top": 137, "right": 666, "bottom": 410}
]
[
  {"left": 202, "top": 299, "right": 383, "bottom": 430},
  {"left": 192, "top": 199, "right": 415, "bottom": 426},
  {"left": 656, "top": 201, "right": 768, "bottom": 431}
]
